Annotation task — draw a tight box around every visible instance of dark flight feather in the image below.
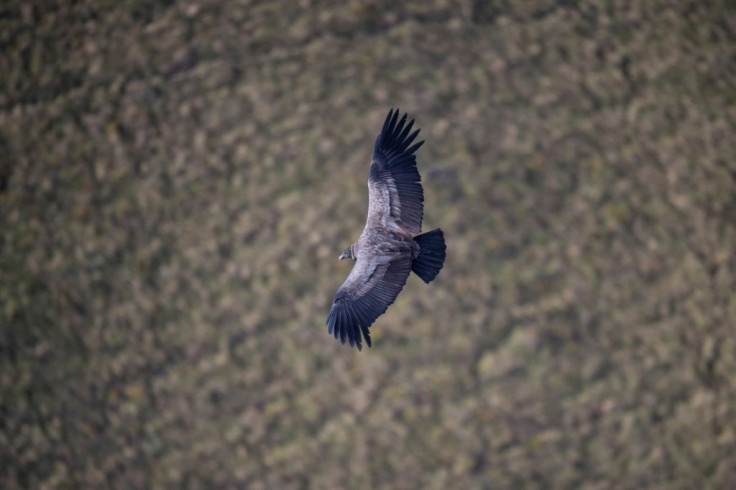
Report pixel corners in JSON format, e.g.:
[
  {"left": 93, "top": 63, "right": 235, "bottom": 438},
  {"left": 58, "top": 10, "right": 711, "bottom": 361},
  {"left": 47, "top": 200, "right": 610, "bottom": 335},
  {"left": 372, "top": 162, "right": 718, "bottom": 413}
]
[
  {"left": 411, "top": 228, "right": 446, "bottom": 283},
  {"left": 370, "top": 109, "right": 425, "bottom": 236},
  {"left": 327, "top": 258, "right": 411, "bottom": 350},
  {"left": 326, "top": 109, "right": 445, "bottom": 350}
]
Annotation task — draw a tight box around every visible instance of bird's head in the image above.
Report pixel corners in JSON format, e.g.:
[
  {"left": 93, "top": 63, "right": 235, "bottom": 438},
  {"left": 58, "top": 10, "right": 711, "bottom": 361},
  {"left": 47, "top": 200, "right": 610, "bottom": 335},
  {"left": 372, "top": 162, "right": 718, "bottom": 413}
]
[{"left": 339, "top": 245, "right": 355, "bottom": 261}]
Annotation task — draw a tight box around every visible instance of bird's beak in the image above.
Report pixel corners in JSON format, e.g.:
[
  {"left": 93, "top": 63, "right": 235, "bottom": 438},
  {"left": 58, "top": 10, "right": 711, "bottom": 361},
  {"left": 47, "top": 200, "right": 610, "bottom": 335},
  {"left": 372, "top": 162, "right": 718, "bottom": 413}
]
[{"left": 338, "top": 252, "right": 347, "bottom": 261}]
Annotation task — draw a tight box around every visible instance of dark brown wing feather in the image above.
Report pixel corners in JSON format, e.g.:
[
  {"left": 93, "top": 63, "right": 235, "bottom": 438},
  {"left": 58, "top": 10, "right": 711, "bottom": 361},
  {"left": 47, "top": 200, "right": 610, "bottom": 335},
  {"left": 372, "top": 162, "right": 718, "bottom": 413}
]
[
  {"left": 326, "top": 256, "right": 412, "bottom": 350},
  {"left": 367, "top": 109, "right": 425, "bottom": 235}
]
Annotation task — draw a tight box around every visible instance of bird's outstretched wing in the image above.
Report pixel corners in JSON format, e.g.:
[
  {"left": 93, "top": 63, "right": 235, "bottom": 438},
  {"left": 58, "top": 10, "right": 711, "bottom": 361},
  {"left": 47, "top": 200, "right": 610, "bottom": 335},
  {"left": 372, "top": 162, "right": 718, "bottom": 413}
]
[
  {"left": 326, "top": 256, "right": 412, "bottom": 350},
  {"left": 367, "top": 109, "right": 425, "bottom": 236}
]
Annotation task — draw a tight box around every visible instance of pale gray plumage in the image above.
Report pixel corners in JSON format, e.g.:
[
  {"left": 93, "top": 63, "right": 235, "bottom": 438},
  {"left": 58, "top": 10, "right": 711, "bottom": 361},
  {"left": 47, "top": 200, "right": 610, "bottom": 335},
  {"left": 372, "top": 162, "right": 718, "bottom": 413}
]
[{"left": 326, "top": 109, "right": 446, "bottom": 350}]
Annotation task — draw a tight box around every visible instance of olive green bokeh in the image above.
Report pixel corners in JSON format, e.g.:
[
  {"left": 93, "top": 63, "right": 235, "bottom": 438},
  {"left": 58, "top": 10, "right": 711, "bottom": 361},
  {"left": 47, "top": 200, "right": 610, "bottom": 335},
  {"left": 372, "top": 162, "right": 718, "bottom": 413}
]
[{"left": 2, "top": 1, "right": 735, "bottom": 488}]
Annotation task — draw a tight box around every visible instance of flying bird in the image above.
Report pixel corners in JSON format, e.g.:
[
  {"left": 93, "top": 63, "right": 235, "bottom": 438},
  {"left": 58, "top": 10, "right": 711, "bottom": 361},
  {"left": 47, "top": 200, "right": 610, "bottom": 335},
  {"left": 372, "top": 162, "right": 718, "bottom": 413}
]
[{"left": 326, "top": 109, "right": 446, "bottom": 350}]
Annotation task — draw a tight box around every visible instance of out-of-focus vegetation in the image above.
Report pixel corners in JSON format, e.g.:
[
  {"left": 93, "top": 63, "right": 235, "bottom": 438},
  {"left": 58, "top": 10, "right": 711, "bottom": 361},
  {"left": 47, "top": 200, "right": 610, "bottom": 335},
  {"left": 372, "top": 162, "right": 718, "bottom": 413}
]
[{"left": 2, "top": 0, "right": 735, "bottom": 487}]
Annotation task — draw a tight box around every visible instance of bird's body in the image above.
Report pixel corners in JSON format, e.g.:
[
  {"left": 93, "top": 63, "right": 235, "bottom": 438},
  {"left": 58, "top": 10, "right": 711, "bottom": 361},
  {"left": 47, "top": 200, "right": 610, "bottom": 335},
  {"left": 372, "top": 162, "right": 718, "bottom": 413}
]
[
  {"left": 355, "top": 224, "right": 416, "bottom": 262},
  {"left": 327, "top": 109, "right": 446, "bottom": 350}
]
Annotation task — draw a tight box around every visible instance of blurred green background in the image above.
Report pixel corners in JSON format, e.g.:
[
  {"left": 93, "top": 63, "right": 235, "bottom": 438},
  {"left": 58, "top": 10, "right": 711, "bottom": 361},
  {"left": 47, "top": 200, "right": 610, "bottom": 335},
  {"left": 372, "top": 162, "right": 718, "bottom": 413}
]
[{"left": 2, "top": 0, "right": 735, "bottom": 488}]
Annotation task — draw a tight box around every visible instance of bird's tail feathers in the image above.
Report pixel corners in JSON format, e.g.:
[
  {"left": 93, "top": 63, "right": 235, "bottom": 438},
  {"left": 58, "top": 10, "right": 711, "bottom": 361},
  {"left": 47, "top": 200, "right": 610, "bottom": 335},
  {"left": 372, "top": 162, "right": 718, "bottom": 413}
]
[{"left": 412, "top": 228, "right": 446, "bottom": 284}]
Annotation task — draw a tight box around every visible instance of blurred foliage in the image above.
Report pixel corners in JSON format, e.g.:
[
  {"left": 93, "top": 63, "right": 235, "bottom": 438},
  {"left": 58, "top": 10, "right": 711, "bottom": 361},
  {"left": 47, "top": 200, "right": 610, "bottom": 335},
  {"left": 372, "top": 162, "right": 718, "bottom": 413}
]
[{"left": 2, "top": 0, "right": 736, "bottom": 488}]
